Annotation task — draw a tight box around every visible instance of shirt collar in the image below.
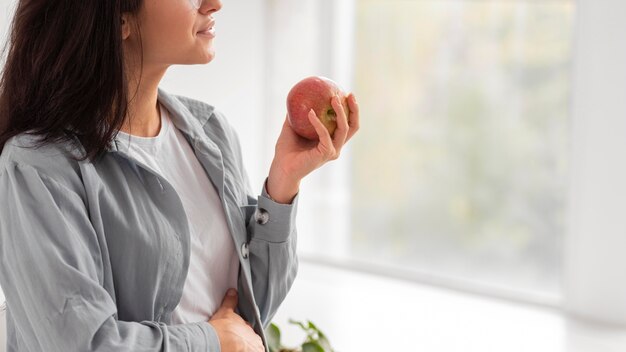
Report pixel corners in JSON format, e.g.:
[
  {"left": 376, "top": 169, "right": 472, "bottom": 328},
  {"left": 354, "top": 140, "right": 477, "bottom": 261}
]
[{"left": 106, "top": 87, "right": 213, "bottom": 155}]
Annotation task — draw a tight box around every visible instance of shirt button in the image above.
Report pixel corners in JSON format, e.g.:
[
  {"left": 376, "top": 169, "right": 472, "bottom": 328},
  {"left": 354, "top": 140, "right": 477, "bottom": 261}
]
[
  {"left": 255, "top": 208, "right": 270, "bottom": 225},
  {"left": 241, "top": 242, "right": 249, "bottom": 259}
]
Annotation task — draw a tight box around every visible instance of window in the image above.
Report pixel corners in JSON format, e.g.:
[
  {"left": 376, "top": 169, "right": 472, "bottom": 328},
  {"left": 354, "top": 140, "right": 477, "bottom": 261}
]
[{"left": 295, "top": 0, "right": 575, "bottom": 303}]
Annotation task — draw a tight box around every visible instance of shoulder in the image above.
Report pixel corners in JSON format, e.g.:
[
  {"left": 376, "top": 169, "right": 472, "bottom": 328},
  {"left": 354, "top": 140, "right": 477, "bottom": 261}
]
[{"left": 0, "top": 133, "right": 85, "bottom": 194}]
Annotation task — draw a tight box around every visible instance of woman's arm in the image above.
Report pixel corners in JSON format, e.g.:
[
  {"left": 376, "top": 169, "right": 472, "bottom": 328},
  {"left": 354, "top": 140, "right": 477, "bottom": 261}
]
[{"left": 231, "top": 93, "right": 359, "bottom": 329}]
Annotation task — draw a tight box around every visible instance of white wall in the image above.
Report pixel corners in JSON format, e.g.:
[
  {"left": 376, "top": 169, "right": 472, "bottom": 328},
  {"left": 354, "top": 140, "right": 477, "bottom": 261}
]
[{"left": 564, "top": 0, "right": 626, "bottom": 325}]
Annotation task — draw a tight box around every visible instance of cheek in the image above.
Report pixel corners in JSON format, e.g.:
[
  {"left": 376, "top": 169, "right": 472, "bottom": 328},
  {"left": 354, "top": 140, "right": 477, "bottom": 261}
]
[
  {"left": 141, "top": 5, "right": 197, "bottom": 59},
  {"left": 149, "top": 26, "right": 198, "bottom": 63}
]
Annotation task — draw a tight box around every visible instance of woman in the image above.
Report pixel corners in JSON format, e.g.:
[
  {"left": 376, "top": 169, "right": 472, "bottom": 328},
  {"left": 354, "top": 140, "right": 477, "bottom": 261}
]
[{"left": 0, "top": 0, "right": 359, "bottom": 351}]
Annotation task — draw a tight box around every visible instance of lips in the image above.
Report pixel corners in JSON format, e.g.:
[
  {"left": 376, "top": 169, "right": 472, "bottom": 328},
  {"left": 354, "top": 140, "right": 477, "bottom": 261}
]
[{"left": 197, "top": 20, "right": 215, "bottom": 34}]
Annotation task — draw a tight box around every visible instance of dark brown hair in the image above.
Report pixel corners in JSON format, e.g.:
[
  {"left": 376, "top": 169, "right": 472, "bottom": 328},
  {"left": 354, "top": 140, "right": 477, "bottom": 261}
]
[{"left": 0, "top": 0, "right": 144, "bottom": 162}]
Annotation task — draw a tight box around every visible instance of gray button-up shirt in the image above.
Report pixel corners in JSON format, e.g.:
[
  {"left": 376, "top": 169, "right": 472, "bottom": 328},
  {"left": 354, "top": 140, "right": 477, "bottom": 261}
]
[{"left": 0, "top": 87, "right": 299, "bottom": 351}]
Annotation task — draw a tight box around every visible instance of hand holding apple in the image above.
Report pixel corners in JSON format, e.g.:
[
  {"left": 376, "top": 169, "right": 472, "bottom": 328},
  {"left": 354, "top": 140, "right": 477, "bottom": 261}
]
[
  {"left": 286, "top": 76, "right": 351, "bottom": 141},
  {"left": 264, "top": 76, "right": 360, "bottom": 204}
]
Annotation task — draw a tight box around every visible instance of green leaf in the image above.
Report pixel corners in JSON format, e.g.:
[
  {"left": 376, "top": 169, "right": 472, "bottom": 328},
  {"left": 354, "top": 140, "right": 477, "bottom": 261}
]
[
  {"left": 302, "top": 341, "right": 325, "bottom": 352},
  {"left": 307, "top": 320, "right": 319, "bottom": 332},
  {"left": 265, "top": 323, "right": 282, "bottom": 352},
  {"left": 288, "top": 318, "right": 308, "bottom": 332},
  {"left": 317, "top": 335, "right": 333, "bottom": 352},
  {"left": 286, "top": 318, "right": 336, "bottom": 352},
  {"left": 306, "top": 320, "right": 333, "bottom": 351}
]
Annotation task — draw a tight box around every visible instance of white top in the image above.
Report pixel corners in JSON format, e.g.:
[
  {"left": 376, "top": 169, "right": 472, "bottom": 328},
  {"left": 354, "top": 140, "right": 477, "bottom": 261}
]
[{"left": 116, "top": 102, "right": 239, "bottom": 324}]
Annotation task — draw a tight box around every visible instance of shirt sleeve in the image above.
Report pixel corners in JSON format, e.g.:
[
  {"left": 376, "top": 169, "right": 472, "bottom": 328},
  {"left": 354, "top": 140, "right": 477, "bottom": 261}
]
[
  {"left": 243, "top": 177, "right": 299, "bottom": 331},
  {"left": 0, "top": 162, "right": 221, "bottom": 352}
]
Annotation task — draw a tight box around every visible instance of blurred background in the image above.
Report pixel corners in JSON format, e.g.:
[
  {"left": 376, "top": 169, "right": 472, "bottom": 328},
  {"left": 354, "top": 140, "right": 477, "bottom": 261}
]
[{"left": 2, "top": 0, "right": 626, "bottom": 351}]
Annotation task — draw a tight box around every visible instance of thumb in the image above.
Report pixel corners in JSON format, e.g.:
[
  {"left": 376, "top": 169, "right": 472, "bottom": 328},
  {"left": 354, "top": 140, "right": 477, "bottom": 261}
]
[{"left": 219, "top": 288, "right": 238, "bottom": 312}]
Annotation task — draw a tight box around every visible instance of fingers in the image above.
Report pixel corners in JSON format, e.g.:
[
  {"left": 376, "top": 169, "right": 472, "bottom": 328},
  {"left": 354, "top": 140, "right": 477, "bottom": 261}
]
[
  {"left": 208, "top": 302, "right": 263, "bottom": 352},
  {"left": 345, "top": 92, "right": 360, "bottom": 142},
  {"left": 244, "top": 321, "right": 263, "bottom": 352},
  {"left": 331, "top": 95, "right": 349, "bottom": 154},
  {"left": 218, "top": 288, "right": 238, "bottom": 312},
  {"left": 307, "top": 109, "right": 336, "bottom": 159},
  {"left": 250, "top": 334, "right": 264, "bottom": 352},
  {"left": 213, "top": 321, "right": 262, "bottom": 352}
]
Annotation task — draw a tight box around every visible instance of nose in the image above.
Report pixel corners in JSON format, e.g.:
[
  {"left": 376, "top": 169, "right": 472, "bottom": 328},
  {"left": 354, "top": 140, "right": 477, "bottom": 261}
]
[{"left": 200, "top": 0, "right": 222, "bottom": 13}]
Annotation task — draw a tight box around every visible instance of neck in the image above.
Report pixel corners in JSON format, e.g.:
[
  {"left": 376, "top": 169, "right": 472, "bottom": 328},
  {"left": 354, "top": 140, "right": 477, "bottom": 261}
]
[{"left": 119, "top": 63, "right": 169, "bottom": 137}]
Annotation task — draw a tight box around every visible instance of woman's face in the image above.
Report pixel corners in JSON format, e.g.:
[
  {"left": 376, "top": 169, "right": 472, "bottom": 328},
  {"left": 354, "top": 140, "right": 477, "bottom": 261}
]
[{"left": 123, "top": 0, "right": 223, "bottom": 69}]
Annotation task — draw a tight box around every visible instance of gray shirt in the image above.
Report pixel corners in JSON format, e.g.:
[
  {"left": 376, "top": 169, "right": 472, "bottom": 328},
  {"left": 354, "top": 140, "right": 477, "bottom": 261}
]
[{"left": 0, "top": 87, "right": 299, "bottom": 351}]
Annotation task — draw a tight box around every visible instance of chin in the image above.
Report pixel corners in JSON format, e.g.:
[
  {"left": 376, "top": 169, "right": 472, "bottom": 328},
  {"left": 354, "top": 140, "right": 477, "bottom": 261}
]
[
  {"left": 202, "top": 52, "right": 216, "bottom": 64},
  {"left": 185, "top": 48, "right": 215, "bottom": 65},
  {"left": 198, "top": 44, "right": 216, "bottom": 63}
]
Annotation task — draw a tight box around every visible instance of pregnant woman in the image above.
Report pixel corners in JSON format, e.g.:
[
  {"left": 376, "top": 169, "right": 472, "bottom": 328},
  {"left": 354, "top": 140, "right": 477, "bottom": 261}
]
[{"left": 0, "top": 0, "right": 359, "bottom": 351}]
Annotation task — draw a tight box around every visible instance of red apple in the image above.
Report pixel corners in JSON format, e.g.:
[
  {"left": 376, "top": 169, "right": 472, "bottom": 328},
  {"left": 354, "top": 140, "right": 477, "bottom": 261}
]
[{"left": 286, "top": 76, "right": 350, "bottom": 141}]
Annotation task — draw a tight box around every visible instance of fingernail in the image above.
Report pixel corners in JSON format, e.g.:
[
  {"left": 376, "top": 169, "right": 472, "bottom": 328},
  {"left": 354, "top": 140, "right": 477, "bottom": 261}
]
[{"left": 228, "top": 288, "right": 237, "bottom": 296}]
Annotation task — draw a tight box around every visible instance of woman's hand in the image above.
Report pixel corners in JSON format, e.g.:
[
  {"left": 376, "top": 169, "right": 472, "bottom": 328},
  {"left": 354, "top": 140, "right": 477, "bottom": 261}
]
[
  {"left": 266, "top": 93, "right": 360, "bottom": 204},
  {"left": 208, "top": 289, "right": 264, "bottom": 352}
]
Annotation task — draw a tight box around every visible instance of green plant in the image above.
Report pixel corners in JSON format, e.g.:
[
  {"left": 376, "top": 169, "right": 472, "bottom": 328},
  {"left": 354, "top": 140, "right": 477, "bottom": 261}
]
[{"left": 265, "top": 318, "right": 337, "bottom": 352}]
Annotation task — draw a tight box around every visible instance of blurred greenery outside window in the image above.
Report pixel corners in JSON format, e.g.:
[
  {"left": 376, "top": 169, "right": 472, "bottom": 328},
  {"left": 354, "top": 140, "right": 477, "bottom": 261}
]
[{"left": 310, "top": 0, "right": 575, "bottom": 301}]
